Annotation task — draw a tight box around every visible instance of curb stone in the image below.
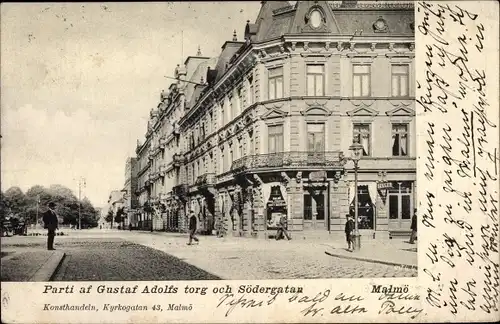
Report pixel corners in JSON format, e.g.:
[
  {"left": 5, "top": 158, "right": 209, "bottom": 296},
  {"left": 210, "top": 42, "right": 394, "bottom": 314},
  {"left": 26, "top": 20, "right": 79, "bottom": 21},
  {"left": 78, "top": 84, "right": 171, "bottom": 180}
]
[
  {"left": 324, "top": 250, "right": 418, "bottom": 270},
  {"left": 30, "top": 251, "right": 66, "bottom": 281}
]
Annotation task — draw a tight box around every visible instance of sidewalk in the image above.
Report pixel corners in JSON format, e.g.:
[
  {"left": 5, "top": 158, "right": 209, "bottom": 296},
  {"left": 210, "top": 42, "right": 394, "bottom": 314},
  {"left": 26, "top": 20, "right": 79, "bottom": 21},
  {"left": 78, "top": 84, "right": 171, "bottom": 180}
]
[
  {"left": 322, "top": 238, "right": 417, "bottom": 269},
  {"left": 1, "top": 249, "right": 65, "bottom": 281}
]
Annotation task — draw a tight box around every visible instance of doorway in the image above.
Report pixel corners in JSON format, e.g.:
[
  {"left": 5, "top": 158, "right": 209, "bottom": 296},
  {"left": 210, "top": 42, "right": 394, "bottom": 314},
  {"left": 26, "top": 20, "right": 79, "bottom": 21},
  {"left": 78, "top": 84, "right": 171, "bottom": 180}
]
[
  {"left": 388, "top": 182, "right": 413, "bottom": 230},
  {"left": 303, "top": 192, "right": 327, "bottom": 230}
]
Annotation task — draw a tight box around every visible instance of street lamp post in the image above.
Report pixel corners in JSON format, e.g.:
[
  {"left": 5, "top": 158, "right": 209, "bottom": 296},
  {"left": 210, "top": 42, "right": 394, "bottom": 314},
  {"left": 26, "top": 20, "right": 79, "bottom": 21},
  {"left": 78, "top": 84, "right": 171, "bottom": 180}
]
[{"left": 349, "top": 141, "right": 364, "bottom": 251}]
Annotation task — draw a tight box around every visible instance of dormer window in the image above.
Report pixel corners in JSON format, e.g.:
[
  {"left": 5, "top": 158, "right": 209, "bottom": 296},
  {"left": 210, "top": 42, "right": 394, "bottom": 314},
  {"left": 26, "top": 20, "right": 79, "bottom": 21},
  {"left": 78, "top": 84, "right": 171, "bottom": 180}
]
[
  {"left": 305, "top": 6, "right": 326, "bottom": 30},
  {"left": 309, "top": 10, "right": 322, "bottom": 28}
]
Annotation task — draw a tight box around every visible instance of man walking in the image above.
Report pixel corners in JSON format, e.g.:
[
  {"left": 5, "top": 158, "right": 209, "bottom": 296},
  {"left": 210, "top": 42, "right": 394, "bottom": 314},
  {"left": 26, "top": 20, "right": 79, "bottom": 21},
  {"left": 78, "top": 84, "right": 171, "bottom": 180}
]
[
  {"left": 275, "top": 214, "right": 291, "bottom": 241},
  {"left": 409, "top": 208, "right": 417, "bottom": 244},
  {"left": 187, "top": 212, "right": 199, "bottom": 245},
  {"left": 42, "top": 202, "right": 59, "bottom": 250},
  {"left": 345, "top": 214, "right": 355, "bottom": 251}
]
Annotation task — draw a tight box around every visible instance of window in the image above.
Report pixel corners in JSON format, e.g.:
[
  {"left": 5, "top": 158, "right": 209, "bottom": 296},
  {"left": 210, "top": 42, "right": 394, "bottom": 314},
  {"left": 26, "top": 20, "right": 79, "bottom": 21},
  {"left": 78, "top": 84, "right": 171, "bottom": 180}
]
[
  {"left": 238, "top": 138, "right": 244, "bottom": 158},
  {"left": 249, "top": 134, "right": 254, "bottom": 155},
  {"left": 227, "top": 97, "right": 232, "bottom": 122},
  {"left": 248, "top": 75, "right": 254, "bottom": 105},
  {"left": 236, "top": 88, "right": 242, "bottom": 114},
  {"left": 306, "top": 65, "right": 325, "bottom": 96},
  {"left": 353, "top": 124, "right": 370, "bottom": 156},
  {"left": 268, "top": 124, "right": 284, "bottom": 153},
  {"left": 208, "top": 112, "right": 213, "bottom": 134},
  {"left": 220, "top": 149, "right": 225, "bottom": 174},
  {"left": 353, "top": 64, "right": 371, "bottom": 97},
  {"left": 307, "top": 123, "right": 325, "bottom": 151},
  {"left": 391, "top": 65, "right": 409, "bottom": 97},
  {"left": 268, "top": 67, "right": 283, "bottom": 100},
  {"left": 228, "top": 146, "right": 233, "bottom": 171},
  {"left": 392, "top": 124, "right": 408, "bottom": 156},
  {"left": 388, "top": 182, "right": 413, "bottom": 220},
  {"left": 200, "top": 122, "right": 205, "bottom": 141},
  {"left": 220, "top": 103, "right": 225, "bottom": 126}
]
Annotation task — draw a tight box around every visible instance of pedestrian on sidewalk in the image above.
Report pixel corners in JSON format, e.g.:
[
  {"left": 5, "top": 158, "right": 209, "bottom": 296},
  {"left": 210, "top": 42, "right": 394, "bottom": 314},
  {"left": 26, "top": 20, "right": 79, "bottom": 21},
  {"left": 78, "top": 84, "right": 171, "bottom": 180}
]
[
  {"left": 42, "top": 202, "right": 59, "bottom": 250},
  {"left": 275, "top": 214, "right": 291, "bottom": 241},
  {"left": 187, "top": 212, "right": 199, "bottom": 245},
  {"left": 409, "top": 208, "right": 417, "bottom": 244},
  {"left": 345, "top": 214, "right": 355, "bottom": 251}
]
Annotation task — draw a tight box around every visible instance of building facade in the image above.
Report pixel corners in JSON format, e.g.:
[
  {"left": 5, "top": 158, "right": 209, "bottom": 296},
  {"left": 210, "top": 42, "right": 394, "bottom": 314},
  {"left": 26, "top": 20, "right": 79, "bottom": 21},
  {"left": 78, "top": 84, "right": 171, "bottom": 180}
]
[
  {"left": 137, "top": 0, "right": 415, "bottom": 238},
  {"left": 123, "top": 157, "right": 138, "bottom": 228},
  {"left": 106, "top": 190, "right": 126, "bottom": 229},
  {"left": 135, "top": 135, "right": 152, "bottom": 230}
]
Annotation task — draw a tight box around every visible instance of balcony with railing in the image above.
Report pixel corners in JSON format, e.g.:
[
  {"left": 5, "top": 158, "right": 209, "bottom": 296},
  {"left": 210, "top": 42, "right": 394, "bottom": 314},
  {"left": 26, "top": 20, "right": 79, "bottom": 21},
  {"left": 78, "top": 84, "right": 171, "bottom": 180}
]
[
  {"left": 195, "top": 173, "right": 217, "bottom": 196},
  {"left": 195, "top": 173, "right": 215, "bottom": 186},
  {"left": 172, "top": 183, "right": 189, "bottom": 201},
  {"left": 230, "top": 151, "right": 347, "bottom": 173}
]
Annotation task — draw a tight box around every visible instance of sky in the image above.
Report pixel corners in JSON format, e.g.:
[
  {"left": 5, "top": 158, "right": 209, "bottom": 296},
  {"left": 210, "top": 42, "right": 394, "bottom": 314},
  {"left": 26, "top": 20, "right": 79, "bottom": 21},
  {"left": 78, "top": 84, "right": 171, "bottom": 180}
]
[{"left": 1, "top": 2, "right": 261, "bottom": 208}]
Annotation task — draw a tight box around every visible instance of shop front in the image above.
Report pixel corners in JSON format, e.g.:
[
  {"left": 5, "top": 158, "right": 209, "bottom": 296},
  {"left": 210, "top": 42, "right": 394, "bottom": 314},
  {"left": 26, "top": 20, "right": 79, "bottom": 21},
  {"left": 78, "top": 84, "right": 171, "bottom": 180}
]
[{"left": 265, "top": 185, "right": 287, "bottom": 231}]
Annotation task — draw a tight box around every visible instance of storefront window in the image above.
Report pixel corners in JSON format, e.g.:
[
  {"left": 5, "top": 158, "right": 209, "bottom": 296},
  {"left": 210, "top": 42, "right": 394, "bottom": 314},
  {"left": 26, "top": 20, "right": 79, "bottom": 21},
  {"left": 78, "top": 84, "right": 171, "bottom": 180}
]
[
  {"left": 388, "top": 182, "right": 413, "bottom": 221},
  {"left": 349, "top": 185, "right": 375, "bottom": 229}
]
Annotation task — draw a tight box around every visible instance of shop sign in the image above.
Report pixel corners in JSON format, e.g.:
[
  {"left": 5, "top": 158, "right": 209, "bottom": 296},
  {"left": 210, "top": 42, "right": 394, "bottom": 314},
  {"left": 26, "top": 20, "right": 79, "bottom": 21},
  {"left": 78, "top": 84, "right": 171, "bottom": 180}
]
[{"left": 377, "top": 182, "right": 393, "bottom": 190}]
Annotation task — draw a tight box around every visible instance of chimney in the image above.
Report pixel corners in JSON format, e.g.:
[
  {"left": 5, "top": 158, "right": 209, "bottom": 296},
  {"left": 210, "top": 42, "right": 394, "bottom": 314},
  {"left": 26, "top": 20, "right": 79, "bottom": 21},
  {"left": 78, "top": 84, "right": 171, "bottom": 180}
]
[
  {"left": 341, "top": 0, "right": 358, "bottom": 8},
  {"left": 232, "top": 30, "right": 237, "bottom": 41}
]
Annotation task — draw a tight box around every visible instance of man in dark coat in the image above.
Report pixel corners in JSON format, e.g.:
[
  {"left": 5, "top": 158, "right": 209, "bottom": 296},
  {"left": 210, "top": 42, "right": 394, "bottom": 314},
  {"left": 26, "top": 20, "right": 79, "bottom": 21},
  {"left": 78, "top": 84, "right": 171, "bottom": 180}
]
[
  {"left": 409, "top": 208, "right": 417, "bottom": 244},
  {"left": 275, "top": 214, "right": 291, "bottom": 240},
  {"left": 42, "top": 202, "right": 59, "bottom": 250},
  {"left": 345, "top": 214, "right": 355, "bottom": 251},
  {"left": 187, "top": 212, "right": 199, "bottom": 245}
]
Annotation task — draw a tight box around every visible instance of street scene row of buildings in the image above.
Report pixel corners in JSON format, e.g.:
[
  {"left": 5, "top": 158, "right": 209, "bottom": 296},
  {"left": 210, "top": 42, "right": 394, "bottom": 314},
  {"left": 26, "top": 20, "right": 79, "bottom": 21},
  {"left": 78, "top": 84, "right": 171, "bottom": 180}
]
[{"left": 104, "top": 1, "right": 416, "bottom": 239}]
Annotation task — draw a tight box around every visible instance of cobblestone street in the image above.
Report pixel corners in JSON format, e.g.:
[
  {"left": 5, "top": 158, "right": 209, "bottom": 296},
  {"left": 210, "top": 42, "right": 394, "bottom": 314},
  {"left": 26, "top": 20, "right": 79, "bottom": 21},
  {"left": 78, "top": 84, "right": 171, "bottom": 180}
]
[
  {"left": 126, "top": 231, "right": 417, "bottom": 279},
  {"left": 1, "top": 230, "right": 417, "bottom": 281}
]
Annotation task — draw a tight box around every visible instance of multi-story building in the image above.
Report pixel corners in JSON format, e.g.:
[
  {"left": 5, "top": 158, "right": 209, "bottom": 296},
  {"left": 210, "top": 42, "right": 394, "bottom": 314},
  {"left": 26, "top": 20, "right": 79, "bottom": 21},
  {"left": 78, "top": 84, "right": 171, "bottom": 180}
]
[
  {"left": 137, "top": 0, "right": 415, "bottom": 238},
  {"left": 138, "top": 48, "right": 217, "bottom": 231},
  {"left": 123, "top": 157, "right": 138, "bottom": 228},
  {"left": 135, "top": 135, "right": 152, "bottom": 230},
  {"left": 107, "top": 190, "right": 126, "bottom": 228}
]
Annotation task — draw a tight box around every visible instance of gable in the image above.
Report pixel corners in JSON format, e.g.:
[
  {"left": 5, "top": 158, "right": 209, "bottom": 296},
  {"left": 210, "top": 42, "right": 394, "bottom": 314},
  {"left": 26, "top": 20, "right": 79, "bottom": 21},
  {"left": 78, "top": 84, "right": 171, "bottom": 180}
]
[
  {"left": 346, "top": 106, "right": 378, "bottom": 117},
  {"left": 260, "top": 108, "right": 288, "bottom": 120},
  {"left": 290, "top": 1, "right": 341, "bottom": 34},
  {"left": 301, "top": 106, "right": 332, "bottom": 117},
  {"left": 385, "top": 105, "right": 415, "bottom": 117}
]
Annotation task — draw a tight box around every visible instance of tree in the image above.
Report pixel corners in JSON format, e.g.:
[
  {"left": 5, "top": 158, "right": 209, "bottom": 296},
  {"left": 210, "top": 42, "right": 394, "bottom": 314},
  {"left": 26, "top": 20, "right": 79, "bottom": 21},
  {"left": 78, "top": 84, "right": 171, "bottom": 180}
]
[
  {"left": 4, "top": 187, "right": 28, "bottom": 219},
  {"left": 105, "top": 209, "right": 114, "bottom": 229},
  {"left": 4, "top": 184, "right": 100, "bottom": 229},
  {"left": 114, "top": 207, "right": 125, "bottom": 226},
  {"left": 81, "top": 197, "right": 98, "bottom": 228},
  {"left": 0, "top": 191, "right": 9, "bottom": 222}
]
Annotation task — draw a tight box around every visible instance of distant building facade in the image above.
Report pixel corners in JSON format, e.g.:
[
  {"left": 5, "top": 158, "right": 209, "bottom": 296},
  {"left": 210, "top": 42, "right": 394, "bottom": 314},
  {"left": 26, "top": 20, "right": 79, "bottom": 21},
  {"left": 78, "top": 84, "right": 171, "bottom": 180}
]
[
  {"left": 123, "top": 157, "right": 138, "bottom": 228},
  {"left": 136, "top": 1, "right": 416, "bottom": 237},
  {"left": 135, "top": 135, "right": 152, "bottom": 230},
  {"left": 106, "top": 190, "right": 126, "bottom": 229}
]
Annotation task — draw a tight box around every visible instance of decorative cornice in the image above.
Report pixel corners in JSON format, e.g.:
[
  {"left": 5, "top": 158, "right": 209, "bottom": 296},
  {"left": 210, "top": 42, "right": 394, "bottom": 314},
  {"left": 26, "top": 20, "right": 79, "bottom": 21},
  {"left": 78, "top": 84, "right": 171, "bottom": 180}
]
[{"left": 330, "top": 2, "right": 414, "bottom": 10}]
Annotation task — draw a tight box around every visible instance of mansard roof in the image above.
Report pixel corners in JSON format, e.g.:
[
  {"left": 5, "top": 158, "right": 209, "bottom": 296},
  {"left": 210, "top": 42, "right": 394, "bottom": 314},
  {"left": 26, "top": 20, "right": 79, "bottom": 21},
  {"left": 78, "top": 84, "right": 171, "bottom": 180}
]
[
  {"left": 209, "top": 41, "right": 245, "bottom": 85},
  {"left": 249, "top": 1, "right": 414, "bottom": 43}
]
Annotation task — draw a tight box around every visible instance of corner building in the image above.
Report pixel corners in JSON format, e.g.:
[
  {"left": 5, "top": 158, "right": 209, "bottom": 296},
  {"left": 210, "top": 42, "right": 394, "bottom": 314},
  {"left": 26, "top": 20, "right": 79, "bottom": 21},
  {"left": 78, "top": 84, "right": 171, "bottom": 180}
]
[{"left": 167, "top": 1, "right": 416, "bottom": 238}]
